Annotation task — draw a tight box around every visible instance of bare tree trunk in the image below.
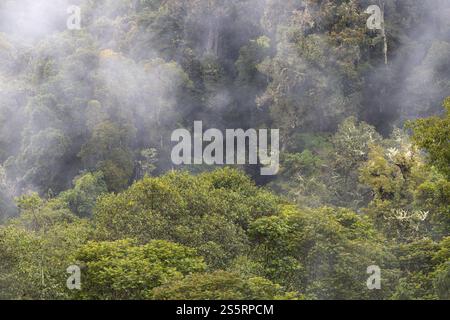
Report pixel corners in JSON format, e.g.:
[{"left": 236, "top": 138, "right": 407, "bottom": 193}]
[
  {"left": 206, "top": 19, "right": 219, "bottom": 56},
  {"left": 379, "top": 0, "right": 388, "bottom": 65}
]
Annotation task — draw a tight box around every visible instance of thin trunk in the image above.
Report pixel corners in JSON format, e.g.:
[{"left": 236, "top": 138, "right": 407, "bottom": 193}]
[{"left": 379, "top": 0, "right": 388, "bottom": 65}]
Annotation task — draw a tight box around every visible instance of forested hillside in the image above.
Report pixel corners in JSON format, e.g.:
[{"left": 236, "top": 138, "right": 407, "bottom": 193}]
[{"left": 0, "top": 0, "right": 449, "bottom": 300}]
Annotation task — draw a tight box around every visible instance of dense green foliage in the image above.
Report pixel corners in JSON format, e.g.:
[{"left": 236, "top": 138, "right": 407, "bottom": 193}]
[
  {"left": 0, "top": 0, "right": 449, "bottom": 300},
  {"left": 1, "top": 166, "right": 448, "bottom": 300}
]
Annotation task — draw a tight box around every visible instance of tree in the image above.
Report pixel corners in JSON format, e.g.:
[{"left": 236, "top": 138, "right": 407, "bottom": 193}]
[
  {"left": 257, "top": 0, "right": 369, "bottom": 140},
  {"left": 79, "top": 121, "right": 135, "bottom": 193},
  {"left": 59, "top": 172, "right": 108, "bottom": 218},
  {"left": 0, "top": 193, "right": 92, "bottom": 299},
  {"left": 93, "top": 168, "right": 281, "bottom": 269},
  {"left": 150, "top": 271, "right": 299, "bottom": 300},
  {"left": 392, "top": 237, "right": 450, "bottom": 300},
  {"left": 249, "top": 205, "right": 399, "bottom": 299},
  {"left": 73, "top": 239, "right": 206, "bottom": 300},
  {"left": 408, "top": 97, "right": 450, "bottom": 179}
]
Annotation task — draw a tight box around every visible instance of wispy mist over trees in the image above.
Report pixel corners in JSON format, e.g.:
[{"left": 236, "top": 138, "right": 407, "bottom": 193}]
[{"left": 0, "top": 0, "right": 449, "bottom": 300}]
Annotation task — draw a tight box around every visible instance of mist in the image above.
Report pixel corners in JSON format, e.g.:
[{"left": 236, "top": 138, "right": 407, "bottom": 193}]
[
  {"left": 0, "top": 0, "right": 449, "bottom": 211},
  {"left": 0, "top": 0, "right": 449, "bottom": 302}
]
